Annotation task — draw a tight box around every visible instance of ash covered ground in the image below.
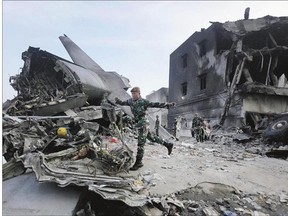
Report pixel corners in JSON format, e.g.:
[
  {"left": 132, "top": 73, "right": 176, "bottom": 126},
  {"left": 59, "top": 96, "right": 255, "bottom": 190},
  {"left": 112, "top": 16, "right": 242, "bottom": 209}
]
[{"left": 119, "top": 132, "right": 288, "bottom": 216}]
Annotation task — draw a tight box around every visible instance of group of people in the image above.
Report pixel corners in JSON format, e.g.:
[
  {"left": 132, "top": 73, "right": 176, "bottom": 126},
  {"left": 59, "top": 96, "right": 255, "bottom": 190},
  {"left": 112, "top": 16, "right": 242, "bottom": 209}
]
[
  {"left": 172, "top": 113, "right": 211, "bottom": 143},
  {"left": 191, "top": 113, "right": 211, "bottom": 142}
]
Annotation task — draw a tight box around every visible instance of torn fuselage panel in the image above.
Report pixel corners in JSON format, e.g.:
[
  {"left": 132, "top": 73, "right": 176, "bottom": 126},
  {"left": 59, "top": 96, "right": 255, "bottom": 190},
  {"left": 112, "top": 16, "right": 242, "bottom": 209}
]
[
  {"left": 58, "top": 60, "right": 111, "bottom": 101},
  {"left": 11, "top": 47, "right": 82, "bottom": 101},
  {"left": 8, "top": 47, "right": 86, "bottom": 115},
  {"left": 7, "top": 46, "right": 112, "bottom": 116}
]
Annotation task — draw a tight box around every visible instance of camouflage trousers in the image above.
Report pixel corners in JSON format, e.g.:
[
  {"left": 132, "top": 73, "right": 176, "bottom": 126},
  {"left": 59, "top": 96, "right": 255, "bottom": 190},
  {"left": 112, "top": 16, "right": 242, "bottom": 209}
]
[
  {"left": 194, "top": 126, "right": 204, "bottom": 142},
  {"left": 136, "top": 121, "right": 165, "bottom": 160},
  {"left": 155, "top": 128, "right": 159, "bottom": 136}
]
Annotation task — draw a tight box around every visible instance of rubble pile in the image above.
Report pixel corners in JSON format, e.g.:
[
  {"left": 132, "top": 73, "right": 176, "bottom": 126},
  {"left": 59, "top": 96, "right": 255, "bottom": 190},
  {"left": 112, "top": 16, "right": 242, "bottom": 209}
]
[
  {"left": 3, "top": 109, "right": 135, "bottom": 176},
  {"left": 2, "top": 35, "right": 181, "bottom": 215},
  {"left": 2, "top": 104, "right": 184, "bottom": 214},
  {"left": 175, "top": 182, "right": 288, "bottom": 216},
  {"left": 3, "top": 32, "right": 288, "bottom": 215},
  {"left": 210, "top": 129, "right": 288, "bottom": 160},
  {"left": 166, "top": 134, "right": 288, "bottom": 216},
  {"left": 3, "top": 108, "right": 288, "bottom": 215}
]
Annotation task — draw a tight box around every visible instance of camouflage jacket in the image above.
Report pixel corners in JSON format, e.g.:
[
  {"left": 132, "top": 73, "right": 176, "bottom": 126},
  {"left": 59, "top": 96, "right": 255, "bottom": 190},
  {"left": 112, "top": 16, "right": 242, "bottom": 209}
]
[
  {"left": 155, "top": 119, "right": 160, "bottom": 129},
  {"left": 192, "top": 116, "right": 204, "bottom": 128},
  {"left": 115, "top": 97, "right": 170, "bottom": 122}
]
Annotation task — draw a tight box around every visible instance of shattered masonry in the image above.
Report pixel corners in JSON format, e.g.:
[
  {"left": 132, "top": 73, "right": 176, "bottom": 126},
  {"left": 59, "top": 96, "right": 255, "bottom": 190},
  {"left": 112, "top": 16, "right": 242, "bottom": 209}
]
[
  {"left": 3, "top": 15, "right": 288, "bottom": 215},
  {"left": 168, "top": 15, "right": 288, "bottom": 133}
]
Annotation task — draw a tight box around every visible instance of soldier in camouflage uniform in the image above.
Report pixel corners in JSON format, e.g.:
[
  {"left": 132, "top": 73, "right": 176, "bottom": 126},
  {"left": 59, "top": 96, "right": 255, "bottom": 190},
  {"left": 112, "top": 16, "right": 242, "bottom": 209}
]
[
  {"left": 115, "top": 87, "right": 176, "bottom": 171},
  {"left": 155, "top": 115, "right": 160, "bottom": 136},
  {"left": 192, "top": 113, "right": 204, "bottom": 142}
]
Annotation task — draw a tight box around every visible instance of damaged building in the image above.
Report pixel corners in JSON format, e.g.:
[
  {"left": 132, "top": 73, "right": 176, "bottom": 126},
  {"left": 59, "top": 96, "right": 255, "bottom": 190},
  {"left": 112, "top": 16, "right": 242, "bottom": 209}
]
[
  {"left": 168, "top": 15, "right": 288, "bottom": 135},
  {"left": 3, "top": 14, "right": 288, "bottom": 215}
]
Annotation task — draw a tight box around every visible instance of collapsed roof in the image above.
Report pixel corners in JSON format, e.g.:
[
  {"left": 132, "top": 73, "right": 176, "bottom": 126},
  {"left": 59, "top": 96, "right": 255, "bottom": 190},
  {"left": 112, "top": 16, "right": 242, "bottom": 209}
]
[{"left": 214, "top": 16, "right": 288, "bottom": 126}]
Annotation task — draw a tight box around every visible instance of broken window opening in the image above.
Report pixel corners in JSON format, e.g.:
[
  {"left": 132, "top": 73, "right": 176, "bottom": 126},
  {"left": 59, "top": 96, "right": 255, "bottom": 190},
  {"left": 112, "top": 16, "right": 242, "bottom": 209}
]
[
  {"left": 181, "top": 82, "right": 187, "bottom": 96},
  {"left": 241, "top": 53, "right": 287, "bottom": 86},
  {"left": 198, "top": 40, "right": 207, "bottom": 57},
  {"left": 181, "top": 54, "right": 188, "bottom": 68},
  {"left": 216, "top": 32, "right": 233, "bottom": 55},
  {"left": 226, "top": 48, "right": 288, "bottom": 87},
  {"left": 226, "top": 22, "right": 288, "bottom": 87},
  {"left": 243, "top": 23, "right": 288, "bottom": 50},
  {"left": 200, "top": 75, "right": 206, "bottom": 90}
]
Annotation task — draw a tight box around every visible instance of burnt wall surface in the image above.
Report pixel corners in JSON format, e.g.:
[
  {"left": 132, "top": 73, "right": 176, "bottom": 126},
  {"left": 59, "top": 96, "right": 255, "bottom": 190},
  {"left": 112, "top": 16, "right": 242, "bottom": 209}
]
[
  {"left": 168, "top": 16, "right": 288, "bottom": 130},
  {"left": 168, "top": 25, "right": 227, "bottom": 129}
]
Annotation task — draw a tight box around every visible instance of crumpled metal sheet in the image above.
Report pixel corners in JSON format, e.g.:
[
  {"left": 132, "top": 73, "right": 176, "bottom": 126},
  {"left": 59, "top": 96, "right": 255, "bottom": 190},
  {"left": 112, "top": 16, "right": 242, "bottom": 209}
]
[
  {"left": 33, "top": 93, "right": 88, "bottom": 116},
  {"left": 3, "top": 158, "right": 26, "bottom": 181},
  {"left": 149, "top": 194, "right": 185, "bottom": 213},
  {"left": 89, "top": 185, "right": 148, "bottom": 207},
  {"left": 2, "top": 117, "right": 48, "bottom": 159},
  {"left": 20, "top": 148, "right": 150, "bottom": 207}
]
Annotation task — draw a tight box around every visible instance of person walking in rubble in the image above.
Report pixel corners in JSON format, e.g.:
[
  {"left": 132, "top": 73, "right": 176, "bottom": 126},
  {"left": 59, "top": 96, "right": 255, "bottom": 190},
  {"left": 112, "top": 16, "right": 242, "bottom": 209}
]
[
  {"left": 155, "top": 115, "right": 160, "bottom": 136},
  {"left": 115, "top": 87, "right": 176, "bottom": 171},
  {"left": 191, "top": 113, "right": 204, "bottom": 142},
  {"left": 175, "top": 117, "right": 182, "bottom": 140},
  {"left": 173, "top": 118, "right": 177, "bottom": 138}
]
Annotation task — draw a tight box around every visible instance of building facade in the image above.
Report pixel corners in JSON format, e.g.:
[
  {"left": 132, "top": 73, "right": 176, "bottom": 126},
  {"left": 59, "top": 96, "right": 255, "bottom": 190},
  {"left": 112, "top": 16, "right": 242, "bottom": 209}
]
[{"left": 168, "top": 15, "right": 288, "bottom": 131}]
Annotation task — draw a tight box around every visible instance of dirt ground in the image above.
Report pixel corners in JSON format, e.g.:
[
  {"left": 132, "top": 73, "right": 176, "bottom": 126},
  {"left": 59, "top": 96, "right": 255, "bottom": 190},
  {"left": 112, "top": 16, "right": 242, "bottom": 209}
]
[
  {"left": 119, "top": 133, "right": 288, "bottom": 215},
  {"left": 3, "top": 129, "right": 288, "bottom": 215}
]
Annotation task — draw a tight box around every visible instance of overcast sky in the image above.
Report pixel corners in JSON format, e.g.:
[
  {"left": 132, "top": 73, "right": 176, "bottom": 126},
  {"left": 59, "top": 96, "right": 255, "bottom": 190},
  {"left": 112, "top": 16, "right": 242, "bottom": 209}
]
[{"left": 2, "top": 1, "right": 288, "bottom": 102}]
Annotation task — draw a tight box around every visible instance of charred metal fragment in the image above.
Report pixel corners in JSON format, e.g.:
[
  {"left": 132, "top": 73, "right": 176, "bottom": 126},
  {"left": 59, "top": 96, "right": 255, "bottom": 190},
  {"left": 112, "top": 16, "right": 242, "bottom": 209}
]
[
  {"left": 3, "top": 157, "right": 26, "bottom": 181},
  {"left": 2, "top": 115, "right": 51, "bottom": 161},
  {"left": 19, "top": 148, "right": 148, "bottom": 207},
  {"left": 266, "top": 149, "right": 288, "bottom": 159}
]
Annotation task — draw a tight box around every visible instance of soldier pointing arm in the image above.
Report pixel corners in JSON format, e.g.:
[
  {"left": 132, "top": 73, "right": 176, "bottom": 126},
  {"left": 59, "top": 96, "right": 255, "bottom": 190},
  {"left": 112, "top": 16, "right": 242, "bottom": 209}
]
[{"left": 115, "top": 86, "right": 176, "bottom": 170}]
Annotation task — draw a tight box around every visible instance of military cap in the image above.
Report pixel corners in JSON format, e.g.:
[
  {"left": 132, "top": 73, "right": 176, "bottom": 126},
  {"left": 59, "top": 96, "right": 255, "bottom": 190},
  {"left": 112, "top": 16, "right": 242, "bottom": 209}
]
[{"left": 130, "top": 87, "right": 141, "bottom": 93}]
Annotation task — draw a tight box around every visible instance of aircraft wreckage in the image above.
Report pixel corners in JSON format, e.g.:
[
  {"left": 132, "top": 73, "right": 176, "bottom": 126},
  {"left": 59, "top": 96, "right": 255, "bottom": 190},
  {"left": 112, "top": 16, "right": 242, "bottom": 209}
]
[
  {"left": 3, "top": 35, "right": 179, "bottom": 215},
  {"left": 3, "top": 15, "right": 288, "bottom": 215}
]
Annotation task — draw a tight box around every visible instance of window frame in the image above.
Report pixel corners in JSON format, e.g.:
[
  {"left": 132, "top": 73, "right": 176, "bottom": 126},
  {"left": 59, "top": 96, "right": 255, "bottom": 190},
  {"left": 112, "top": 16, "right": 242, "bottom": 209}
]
[
  {"left": 181, "top": 53, "right": 188, "bottom": 68},
  {"left": 181, "top": 82, "right": 188, "bottom": 96},
  {"left": 198, "top": 40, "right": 207, "bottom": 57},
  {"left": 200, "top": 75, "right": 207, "bottom": 90}
]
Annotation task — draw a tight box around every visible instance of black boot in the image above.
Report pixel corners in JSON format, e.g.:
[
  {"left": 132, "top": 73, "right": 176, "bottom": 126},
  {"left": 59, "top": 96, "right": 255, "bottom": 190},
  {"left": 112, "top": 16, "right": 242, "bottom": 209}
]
[
  {"left": 163, "top": 140, "right": 174, "bottom": 155},
  {"left": 130, "top": 156, "right": 143, "bottom": 171}
]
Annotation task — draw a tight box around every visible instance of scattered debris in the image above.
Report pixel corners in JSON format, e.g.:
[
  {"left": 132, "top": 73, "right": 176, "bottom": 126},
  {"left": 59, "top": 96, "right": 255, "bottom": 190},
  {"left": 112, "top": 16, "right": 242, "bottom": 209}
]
[
  {"left": 3, "top": 15, "right": 288, "bottom": 215},
  {"left": 2, "top": 35, "right": 178, "bottom": 215}
]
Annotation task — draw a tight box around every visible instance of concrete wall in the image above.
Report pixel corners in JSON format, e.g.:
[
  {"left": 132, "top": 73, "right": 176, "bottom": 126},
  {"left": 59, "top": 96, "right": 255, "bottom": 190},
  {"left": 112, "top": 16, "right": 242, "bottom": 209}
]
[
  {"left": 168, "top": 26, "right": 229, "bottom": 130},
  {"left": 168, "top": 16, "right": 288, "bottom": 133}
]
